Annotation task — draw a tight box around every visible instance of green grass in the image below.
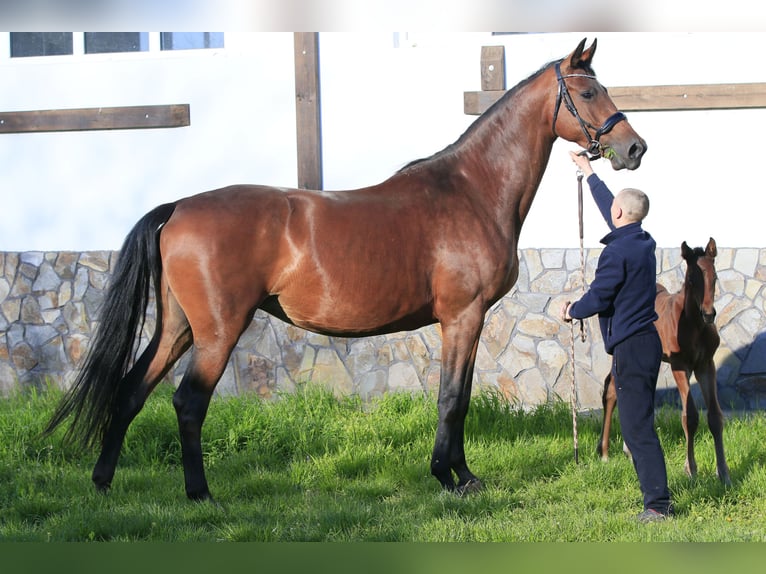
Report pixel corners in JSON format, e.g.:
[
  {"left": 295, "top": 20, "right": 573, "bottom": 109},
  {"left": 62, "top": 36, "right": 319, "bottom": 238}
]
[{"left": 2, "top": 383, "right": 766, "bottom": 541}]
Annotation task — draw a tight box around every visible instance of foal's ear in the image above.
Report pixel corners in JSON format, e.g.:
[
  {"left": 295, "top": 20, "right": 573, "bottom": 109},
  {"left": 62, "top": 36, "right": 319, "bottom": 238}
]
[
  {"left": 706, "top": 237, "right": 717, "bottom": 258},
  {"left": 681, "top": 241, "right": 693, "bottom": 260},
  {"left": 570, "top": 38, "right": 597, "bottom": 69}
]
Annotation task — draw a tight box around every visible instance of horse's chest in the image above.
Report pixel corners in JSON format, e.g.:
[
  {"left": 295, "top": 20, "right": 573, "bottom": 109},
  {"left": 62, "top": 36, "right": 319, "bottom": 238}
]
[{"left": 675, "top": 323, "right": 718, "bottom": 365}]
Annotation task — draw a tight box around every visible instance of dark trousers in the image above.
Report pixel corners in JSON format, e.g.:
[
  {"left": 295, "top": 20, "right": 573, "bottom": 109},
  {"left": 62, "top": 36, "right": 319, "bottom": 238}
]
[{"left": 612, "top": 329, "right": 672, "bottom": 513}]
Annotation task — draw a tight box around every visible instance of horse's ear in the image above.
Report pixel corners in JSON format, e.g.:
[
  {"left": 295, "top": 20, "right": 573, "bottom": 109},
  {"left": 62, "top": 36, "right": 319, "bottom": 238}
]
[
  {"left": 570, "top": 38, "right": 596, "bottom": 69},
  {"left": 681, "top": 241, "right": 693, "bottom": 260},
  {"left": 706, "top": 237, "right": 717, "bottom": 258}
]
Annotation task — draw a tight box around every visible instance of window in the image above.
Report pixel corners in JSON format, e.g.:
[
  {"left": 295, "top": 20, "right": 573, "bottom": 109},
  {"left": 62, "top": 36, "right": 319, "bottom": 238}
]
[
  {"left": 10, "top": 33, "right": 73, "bottom": 57},
  {"left": 84, "top": 33, "right": 149, "bottom": 54},
  {"left": 161, "top": 33, "right": 224, "bottom": 51},
  {"left": 7, "top": 32, "right": 223, "bottom": 59}
]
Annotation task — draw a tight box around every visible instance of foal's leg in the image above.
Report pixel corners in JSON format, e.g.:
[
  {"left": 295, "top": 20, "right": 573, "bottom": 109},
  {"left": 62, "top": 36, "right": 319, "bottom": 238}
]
[
  {"left": 92, "top": 295, "right": 192, "bottom": 492},
  {"left": 431, "top": 306, "right": 484, "bottom": 493},
  {"left": 695, "top": 361, "right": 731, "bottom": 485},
  {"left": 597, "top": 373, "right": 617, "bottom": 461},
  {"left": 671, "top": 367, "right": 699, "bottom": 478}
]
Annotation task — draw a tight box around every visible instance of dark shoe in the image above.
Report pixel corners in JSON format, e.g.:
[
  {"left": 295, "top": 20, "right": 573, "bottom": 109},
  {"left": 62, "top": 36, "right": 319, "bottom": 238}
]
[{"left": 636, "top": 508, "right": 669, "bottom": 523}]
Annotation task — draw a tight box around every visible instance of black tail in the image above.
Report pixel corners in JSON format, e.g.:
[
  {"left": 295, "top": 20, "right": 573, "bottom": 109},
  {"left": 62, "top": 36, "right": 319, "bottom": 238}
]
[{"left": 44, "top": 202, "right": 177, "bottom": 448}]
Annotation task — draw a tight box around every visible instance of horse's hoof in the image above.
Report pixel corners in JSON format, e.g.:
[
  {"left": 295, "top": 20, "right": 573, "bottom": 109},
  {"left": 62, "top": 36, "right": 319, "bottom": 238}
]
[
  {"left": 93, "top": 482, "right": 111, "bottom": 494},
  {"left": 456, "top": 478, "right": 483, "bottom": 496},
  {"left": 187, "top": 490, "right": 217, "bottom": 505}
]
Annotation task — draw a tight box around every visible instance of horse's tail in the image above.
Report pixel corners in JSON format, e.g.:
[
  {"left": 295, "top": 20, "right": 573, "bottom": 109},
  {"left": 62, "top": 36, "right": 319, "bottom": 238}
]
[{"left": 44, "top": 202, "right": 178, "bottom": 449}]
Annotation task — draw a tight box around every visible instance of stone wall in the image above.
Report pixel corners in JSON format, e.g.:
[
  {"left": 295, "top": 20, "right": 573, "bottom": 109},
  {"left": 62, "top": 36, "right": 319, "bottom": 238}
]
[{"left": 2, "top": 247, "right": 766, "bottom": 410}]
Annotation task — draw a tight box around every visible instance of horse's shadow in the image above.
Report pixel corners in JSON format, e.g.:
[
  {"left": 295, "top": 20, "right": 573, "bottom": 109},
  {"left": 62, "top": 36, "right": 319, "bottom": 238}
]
[{"left": 654, "top": 330, "right": 766, "bottom": 412}]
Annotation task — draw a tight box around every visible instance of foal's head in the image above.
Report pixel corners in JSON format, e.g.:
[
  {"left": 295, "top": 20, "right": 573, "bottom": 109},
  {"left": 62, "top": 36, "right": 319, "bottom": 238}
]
[{"left": 682, "top": 237, "right": 718, "bottom": 324}]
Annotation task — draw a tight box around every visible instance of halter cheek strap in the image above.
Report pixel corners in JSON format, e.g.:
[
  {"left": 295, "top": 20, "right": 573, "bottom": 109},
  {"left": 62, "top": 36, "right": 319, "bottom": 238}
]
[{"left": 552, "top": 61, "right": 627, "bottom": 159}]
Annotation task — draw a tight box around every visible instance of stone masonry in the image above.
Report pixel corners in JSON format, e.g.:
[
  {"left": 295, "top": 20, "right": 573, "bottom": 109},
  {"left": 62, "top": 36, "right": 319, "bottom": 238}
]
[{"left": 1, "top": 247, "right": 766, "bottom": 411}]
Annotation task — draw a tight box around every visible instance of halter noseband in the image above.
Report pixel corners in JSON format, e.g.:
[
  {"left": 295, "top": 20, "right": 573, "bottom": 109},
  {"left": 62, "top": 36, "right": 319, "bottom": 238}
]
[{"left": 552, "top": 60, "right": 627, "bottom": 160}]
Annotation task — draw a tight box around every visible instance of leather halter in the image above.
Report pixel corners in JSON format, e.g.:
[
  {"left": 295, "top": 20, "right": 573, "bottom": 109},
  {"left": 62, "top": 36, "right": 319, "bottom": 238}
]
[{"left": 552, "top": 60, "right": 627, "bottom": 159}]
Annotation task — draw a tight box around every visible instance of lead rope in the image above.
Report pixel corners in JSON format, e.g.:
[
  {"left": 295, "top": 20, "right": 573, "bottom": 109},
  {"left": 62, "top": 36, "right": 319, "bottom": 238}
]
[
  {"left": 577, "top": 171, "right": 586, "bottom": 344},
  {"left": 570, "top": 169, "right": 587, "bottom": 464}
]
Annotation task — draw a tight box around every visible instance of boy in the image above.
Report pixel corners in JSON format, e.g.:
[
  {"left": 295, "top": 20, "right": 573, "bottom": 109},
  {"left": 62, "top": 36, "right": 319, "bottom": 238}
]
[{"left": 561, "top": 151, "right": 672, "bottom": 522}]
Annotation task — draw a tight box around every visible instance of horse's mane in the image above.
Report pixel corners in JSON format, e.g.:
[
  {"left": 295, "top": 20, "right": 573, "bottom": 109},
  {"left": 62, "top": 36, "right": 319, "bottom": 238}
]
[
  {"left": 691, "top": 247, "right": 706, "bottom": 257},
  {"left": 397, "top": 56, "right": 595, "bottom": 174}
]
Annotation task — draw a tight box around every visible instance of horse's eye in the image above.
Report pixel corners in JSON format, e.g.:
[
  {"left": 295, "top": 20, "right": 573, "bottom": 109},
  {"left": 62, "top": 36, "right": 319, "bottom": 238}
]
[{"left": 581, "top": 91, "right": 593, "bottom": 100}]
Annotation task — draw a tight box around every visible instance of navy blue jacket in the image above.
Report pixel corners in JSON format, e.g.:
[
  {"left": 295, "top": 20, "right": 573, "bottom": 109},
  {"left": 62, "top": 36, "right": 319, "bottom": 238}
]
[{"left": 568, "top": 174, "right": 658, "bottom": 354}]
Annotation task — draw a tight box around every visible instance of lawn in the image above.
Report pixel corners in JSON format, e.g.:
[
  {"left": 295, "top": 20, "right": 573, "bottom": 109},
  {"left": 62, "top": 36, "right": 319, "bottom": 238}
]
[{"left": 1, "top": 383, "right": 766, "bottom": 542}]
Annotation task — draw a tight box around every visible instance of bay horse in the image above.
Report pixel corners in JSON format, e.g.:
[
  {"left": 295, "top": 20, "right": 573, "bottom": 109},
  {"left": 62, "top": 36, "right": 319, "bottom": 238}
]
[
  {"left": 597, "top": 238, "right": 731, "bottom": 485},
  {"left": 45, "top": 38, "right": 647, "bottom": 502}
]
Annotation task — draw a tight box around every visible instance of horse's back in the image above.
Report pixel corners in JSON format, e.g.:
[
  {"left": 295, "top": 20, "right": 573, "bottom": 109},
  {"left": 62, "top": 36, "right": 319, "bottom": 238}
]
[
  {"left": 654, "top": 282, "right": 683, "bottom": 359},
  {"left": 162, "top": 184, "right": 295, "bottom": 269},
  {"left": 653, "top": 281, "right": 719, "bottom": 367},
  {"left": 157, "top": 183, "right": 440, "bottom": 335},
  {"left": 156, "top": 177, "right": 514, "bottom": 337},
  {"left": 653, "top": 282, "right": 676, "bottom": 323}
]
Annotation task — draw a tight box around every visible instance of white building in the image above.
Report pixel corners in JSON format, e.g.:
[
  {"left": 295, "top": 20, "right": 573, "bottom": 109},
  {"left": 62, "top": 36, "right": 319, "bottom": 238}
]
[{"left": 1, "top": 32, "right": 764, "bottom": 251}]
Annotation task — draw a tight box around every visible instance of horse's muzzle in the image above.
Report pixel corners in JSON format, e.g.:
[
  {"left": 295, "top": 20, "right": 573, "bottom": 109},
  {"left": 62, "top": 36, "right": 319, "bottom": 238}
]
[{"left": 609, "top": 137, "right": 647, "bottom": 171}]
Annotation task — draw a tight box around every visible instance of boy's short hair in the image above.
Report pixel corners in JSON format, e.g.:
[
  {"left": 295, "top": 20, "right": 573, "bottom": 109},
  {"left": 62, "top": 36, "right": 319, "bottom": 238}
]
[{"left": 617, "top": 188, "right": 650, "bottom": 222}]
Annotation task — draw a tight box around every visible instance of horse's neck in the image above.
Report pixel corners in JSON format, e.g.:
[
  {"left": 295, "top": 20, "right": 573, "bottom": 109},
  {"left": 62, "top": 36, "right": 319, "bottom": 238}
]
[
  {"left": 455, "top": 87, "right": 556, "bottom": 235},
  {"left": 681, "top": 277, "right": 702, "bottom": 323}
]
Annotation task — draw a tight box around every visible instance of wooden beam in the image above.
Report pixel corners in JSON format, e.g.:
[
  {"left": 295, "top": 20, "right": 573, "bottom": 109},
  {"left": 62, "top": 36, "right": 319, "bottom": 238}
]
[
  {"left": 607, "top": 83, "right": 766, "bottom": 112},
  {"left": 0, "top": 104, "right": 190, "bottom": 133},
  {"left": 464, "top": 82, "right": 766, "bottom": 115},
  {"left": 480, "top": 46, "right": 505, "bottom": 91},
  {"left": 294, "top": 32, "right": 323, "bottom": 191},
  {"left": 464, "top": 90, "right": 507, "bottom": 116}
]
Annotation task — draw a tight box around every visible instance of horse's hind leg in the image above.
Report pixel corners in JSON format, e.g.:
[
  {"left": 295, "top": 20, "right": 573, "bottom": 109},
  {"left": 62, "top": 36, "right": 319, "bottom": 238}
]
[
  {"left": 597, "top": 373, "right": 617, "bottom": 461},
  {"left": 671, "top": 367, "right": 699, "bottom": 478},
  {"left": 172, "top": 331, "right": 244, "bottom": 502},
  {"left": 92, "top": 293, "right": 192, "bottom": 492},
  {"left": 695, "top": 361, "right": 731, "bottom": 485}
]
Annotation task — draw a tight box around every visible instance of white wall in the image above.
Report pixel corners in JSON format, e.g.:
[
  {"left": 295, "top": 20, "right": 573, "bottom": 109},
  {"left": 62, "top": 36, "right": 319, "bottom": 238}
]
[
  {"left": 321, "top": 32, "right": 766, "bottom": 251},
  {"left": 0, "top": 33, "right": 297, "bottom": 250},
  {"left": 1, "top": 32, "right": 764, "bottom": 251}
]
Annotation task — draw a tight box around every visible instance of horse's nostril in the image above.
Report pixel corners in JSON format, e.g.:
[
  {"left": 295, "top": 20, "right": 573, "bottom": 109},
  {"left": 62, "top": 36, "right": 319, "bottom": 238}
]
[{"left": 629, "top": 141, "right": 646, "bottom": 160}]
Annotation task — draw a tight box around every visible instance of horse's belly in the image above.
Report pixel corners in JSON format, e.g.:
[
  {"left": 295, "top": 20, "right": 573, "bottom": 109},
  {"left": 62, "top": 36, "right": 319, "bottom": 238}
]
[{"left": 270, "top": 289, "right": 435, "bottom": 337}]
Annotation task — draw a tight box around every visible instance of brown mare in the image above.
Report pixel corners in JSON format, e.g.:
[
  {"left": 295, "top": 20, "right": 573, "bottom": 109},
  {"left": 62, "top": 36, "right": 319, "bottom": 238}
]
[
  {"left": 598, "top": 238, "right": 731, "bottom": 485},
  {"left": 45, "top": 38, "right": 647, "bottom": 502}
]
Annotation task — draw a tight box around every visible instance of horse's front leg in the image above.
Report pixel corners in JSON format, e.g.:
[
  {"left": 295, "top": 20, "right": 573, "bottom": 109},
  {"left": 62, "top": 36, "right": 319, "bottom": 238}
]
[
  {"left": 695, "top": 361, "right": 731, "bottom": 485},
  {"left": 431, "top": 311, "right": 483, "bottom": 494},
  {"left": 671, "top": 367, "right": 699, "bottom": 478}
]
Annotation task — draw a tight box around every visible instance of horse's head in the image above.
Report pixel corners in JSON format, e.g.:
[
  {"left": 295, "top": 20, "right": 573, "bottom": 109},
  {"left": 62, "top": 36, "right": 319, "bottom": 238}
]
[
  {"left": 682, "top": 237, "right": 718, "bottom": 324},
  {"left": 552, "top": 38, "right": 647, "bottom": 170}
]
